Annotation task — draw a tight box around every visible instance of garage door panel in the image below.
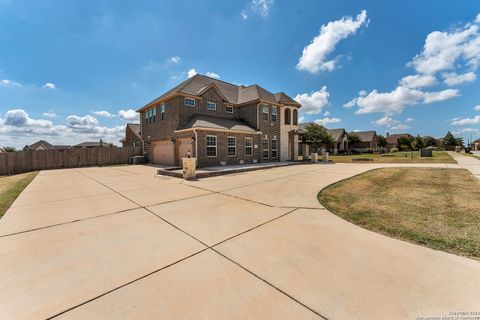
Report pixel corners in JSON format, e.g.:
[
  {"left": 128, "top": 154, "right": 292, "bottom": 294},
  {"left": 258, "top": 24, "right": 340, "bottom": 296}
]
[{"left": 152, "top": 140, "right": 174, "bottom": 166}]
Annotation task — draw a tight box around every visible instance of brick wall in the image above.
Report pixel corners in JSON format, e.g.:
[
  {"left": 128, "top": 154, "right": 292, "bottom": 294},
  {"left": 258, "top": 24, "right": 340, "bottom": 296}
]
[{"left": 195, "top": 130, "right": 261, "bottom": 167}]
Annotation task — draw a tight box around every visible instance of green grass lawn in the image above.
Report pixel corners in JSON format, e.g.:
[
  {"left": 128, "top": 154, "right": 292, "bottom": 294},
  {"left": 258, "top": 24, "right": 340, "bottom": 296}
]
[
  {"left": 0, "top": 172, "right": 38, "bottom": 219},
  {"left": 328, "top": 151, "right": 456, "bottom": 163},
  {"left": 318, "top": 168, "right": 480, "bottom": 260}
]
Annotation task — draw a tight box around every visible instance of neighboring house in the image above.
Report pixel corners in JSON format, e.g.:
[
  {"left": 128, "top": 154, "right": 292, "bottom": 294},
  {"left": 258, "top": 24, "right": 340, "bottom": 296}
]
[
  {"left": 0, "top": 148, "right": 5, "bottom": 153},
  {"left": 136, "top": 74, "right": 301, "bottom": 167},
  {"left": 349, "top": 131, "right": 378, "bottom": 152},
  {"left": 120, "top": 123, "right": 142, "bottom": 147},
  {"left": 23, "top": 140, "right": 71, "bottom": 151},
  {"left": 385, "top": 133, "right": 414, "bottom": 149},
  {"left": 327, "top": 128, "right": 348, "bottom": 155},
  {"left": 73, "top": 141, "right": 108, "bottom": 148},
  {"left": 470, "top": 139, "right": 480, "bottom": 151}
]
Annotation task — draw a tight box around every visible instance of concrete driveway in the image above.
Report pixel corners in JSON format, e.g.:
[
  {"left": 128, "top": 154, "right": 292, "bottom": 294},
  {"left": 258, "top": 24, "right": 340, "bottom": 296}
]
[{"left": 1, "top": 162, "right": 479, "bottom": 319}]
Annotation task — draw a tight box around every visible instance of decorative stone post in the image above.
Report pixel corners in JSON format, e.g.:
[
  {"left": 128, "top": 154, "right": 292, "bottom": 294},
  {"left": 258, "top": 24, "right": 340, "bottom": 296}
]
[
  {"left": 182, "top": 157, "right": 196, "bottom": 180},
  {"left": 310, "top": 152, "right": 318, "bottom": 163}
]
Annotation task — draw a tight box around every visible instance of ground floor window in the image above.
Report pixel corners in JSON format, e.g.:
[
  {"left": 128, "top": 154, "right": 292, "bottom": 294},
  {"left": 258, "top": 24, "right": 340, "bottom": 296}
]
[
  {"left": 271, "top": 139, "right": 277, "bottom": 158},
  {"left": 227, "top": 136, "right": 236, "bottom": 157},
  {"left": 206, "top": 135, "right": 217, "bottom": 157},
  {"left": 245, "top": 137, "right": 253, "bottom": 156},
  {"left": 262, "top": 138, "right": 269, "bottom": 158}
]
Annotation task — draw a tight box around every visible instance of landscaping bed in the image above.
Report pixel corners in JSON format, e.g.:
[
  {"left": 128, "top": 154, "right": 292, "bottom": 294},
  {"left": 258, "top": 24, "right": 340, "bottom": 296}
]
[
  {"left": 318, "top": 168, "right": 480, "bottom": 260},
  {"left": 0, "top": 171, "right": 38, "bottom": 218},
  {"left": 329, "top": 151, "right": 455, "bottom": 163}
]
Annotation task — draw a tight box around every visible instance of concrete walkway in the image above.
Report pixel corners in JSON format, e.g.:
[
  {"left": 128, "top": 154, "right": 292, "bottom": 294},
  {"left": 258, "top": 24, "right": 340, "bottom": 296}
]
[
  {"left": 1, "top": 162, "right": 479, "bottom": 319},
  {"left": 449, "top": 152, "right": 480, "bottom": 178}
]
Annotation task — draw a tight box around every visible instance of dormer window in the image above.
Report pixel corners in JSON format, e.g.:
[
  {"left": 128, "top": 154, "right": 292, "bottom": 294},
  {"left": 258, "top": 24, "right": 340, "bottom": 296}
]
[
  {"left": 207, "top": 102, "right": 217, "bottom": 111},
  {"left": 185, "top": 98, "right": 195, "bottom": 107}
]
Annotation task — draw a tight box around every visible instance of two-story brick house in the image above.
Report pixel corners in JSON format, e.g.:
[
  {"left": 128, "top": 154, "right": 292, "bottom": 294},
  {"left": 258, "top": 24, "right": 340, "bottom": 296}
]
[{"left": 137, "top": 74, "right": 301, "bottom": 167}]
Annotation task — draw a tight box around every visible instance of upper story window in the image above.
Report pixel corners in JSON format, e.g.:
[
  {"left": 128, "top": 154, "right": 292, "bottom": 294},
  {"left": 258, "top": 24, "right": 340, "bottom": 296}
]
[
  {"left": 225, "top": 106, "right": 233, "bottom": 113},
  {"left": 262, "top": 105, "right": 269, "bottom": 121},
  {"left": 271, "top": 106, "right": 278, "bottom": 122},
  {"left": 245, "top": 137, "right": 253, "bottom": 156},
  {"left": 144, "top": 107, "right": 156, "bottom": 125},
  {"left": 144, "top": 110, "right": 148, "bottom": 125},
  {"left": 293, "top": 109, "right": 298, "bottom": 125},
  {"left": 227, "top": 137, "right": 236, "bottom": 157},
  {"left": 152, "top": 107, "right": 157, "bottom": 123},
  {"left": 206, "top": 135, "right": 217, "bottom": 157},
  {"left": 285, "top": 108, "right": 291, "bottom": 125},
  {"left": 185, "top": 98, "right": 196, "bottom": 107},
  {"left": 207, "top": 102, "right": 217, "bottom": 111},
  {"left": 160, "top": 104, "right": 165, "bottom": 120}
]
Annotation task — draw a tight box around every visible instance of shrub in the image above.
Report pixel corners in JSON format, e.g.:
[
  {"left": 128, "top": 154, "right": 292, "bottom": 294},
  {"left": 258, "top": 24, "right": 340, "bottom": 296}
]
[{"left": 390, "top": 147, "right": 399, "bottom": 153}]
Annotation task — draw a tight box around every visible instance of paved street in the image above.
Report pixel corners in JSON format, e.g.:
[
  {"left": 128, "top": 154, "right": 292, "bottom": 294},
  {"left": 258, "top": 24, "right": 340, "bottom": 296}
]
[{"left": 1, "top": 162, "right": 479, "bottom": 319}]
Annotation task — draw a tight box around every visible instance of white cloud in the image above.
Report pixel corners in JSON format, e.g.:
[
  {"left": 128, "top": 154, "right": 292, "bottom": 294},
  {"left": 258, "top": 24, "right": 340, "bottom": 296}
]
[
  {"left": 408, "top": 19, "right": 480, "bottom": 75},
  {"left": 168, "top": 56, "right": 181, "bottom": 64},
  {"left": 399, "top": 74, "right": 437, "bottom": 88},
  {"left": 422, "top": 88, "right": 459, "bottom": 103},
  {"left": 294, "top": 86, "right": 330, "bottom": 115},
  {"left": 1, "top": 79, "right": 22, "bottom": 87},
  {"left": 371, "top": 116, "right": 411, "bottom": 130},
  {"left": 241, "top": 11, "right": 248, "bottom": 20},
  {"left": 314, "top": 117, "right": 341, "bottom": 127},
  {"left": 296, "top": 10, "right": 368, "bottom": 73},
  {"left": 251, "top": 0, "right": 273, "bottom": 17},
  {"left": 323, "top": 111, "right": 331, "bottom": 116},
  {"left": 206, "top": 71, "right": 220, "bottom": 79},
  {"left": 474, "top": 105, "right": 480, "bottom": 111},
  {"left": 405, "top": 117, "right": 415, "bottom": 122},
  {"left": 442, "top": 71, "right": 476, "bottom": 85},
  {"left": 450, "top": 115, "right": 480, "bottom": 125},
  {"left": 42, "top": 112, "right": 57, "bottom": 118},
  {"left": 477, "top": 14, "right": 480, "bottom": 24},
  {"left": 66, "top": 114, "right": 99, "bottom": 130},
  {"left": 187, "top": 68, "right": 197, "bottom": 78},
  {"left": 42, "top": 82, "right": 56, "bottom": 90},
  {"left": 118, "top": 109, "right": 139, "bottom": 122},
  {"left": 92, "top": 110, "right": 115, "bottom": 118},
  {"left": 0, "top": 109, "right": 125, "bottom": 148},
  {"left": 350, "top": 86, "right": 459, "bottom": 115}
]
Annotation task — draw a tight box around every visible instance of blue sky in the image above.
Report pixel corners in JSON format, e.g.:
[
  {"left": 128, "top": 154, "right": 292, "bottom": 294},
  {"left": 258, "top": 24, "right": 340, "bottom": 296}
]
[{"left": 1, "top": 0, "right": 480, "bottom": 148}]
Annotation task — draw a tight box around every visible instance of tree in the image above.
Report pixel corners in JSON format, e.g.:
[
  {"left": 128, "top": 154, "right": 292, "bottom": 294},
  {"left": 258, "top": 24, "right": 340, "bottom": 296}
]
[
  {"left": 347, "top": 133, "right": 360, "bottom": 145},
  {"left": 397, "top": 136, "right": 413, "bottom": 150},
  {"left": 301, "top": 123, "right": 333, "bottom": 153},
  {"left": 376, "top": 134, "right": 387, "bottom": 148},
  {"left": 422, "top": 136, "right": 437, "bottom": 147},
  {"left": 455, "top": 137, "right": 464, "bottom": 147},
  {"left": 3, "top": 146, "right": 17, "bottom": 152},
  {"left": 443, "top": 131, "right": 457, "bottom": 146},
  {"left": 412, "top": 135, "right": 425, "bottom": 150}
]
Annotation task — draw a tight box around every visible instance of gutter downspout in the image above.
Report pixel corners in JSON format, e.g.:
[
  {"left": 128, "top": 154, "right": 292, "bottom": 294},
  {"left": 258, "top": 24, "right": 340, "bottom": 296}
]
[{"left": 193, "top": 129, "right": 198, "bottom": 167}]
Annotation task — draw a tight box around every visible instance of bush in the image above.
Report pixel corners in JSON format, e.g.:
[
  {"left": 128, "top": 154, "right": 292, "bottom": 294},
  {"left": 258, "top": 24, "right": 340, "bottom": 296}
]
[
  {"left": 390, "top": 147, "right": 399, "bottom": 153},
  {"left": 364, "top": 148, "right": 374, "bottom": 154}
]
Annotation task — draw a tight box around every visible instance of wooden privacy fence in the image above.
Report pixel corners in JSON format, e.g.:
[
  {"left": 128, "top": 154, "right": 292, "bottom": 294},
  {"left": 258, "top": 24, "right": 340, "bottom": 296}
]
[{"left": 0, "top": 147, "right": 142, "bottom": 175}]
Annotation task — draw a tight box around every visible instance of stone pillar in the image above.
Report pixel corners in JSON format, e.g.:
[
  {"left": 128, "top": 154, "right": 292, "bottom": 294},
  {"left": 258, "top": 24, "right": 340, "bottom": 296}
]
[
  {"left": 310, "top": 153, "right": 318, "bottom": 163},
  {"left": 182, "top": 158, "right": 196, "bottom": 180}
]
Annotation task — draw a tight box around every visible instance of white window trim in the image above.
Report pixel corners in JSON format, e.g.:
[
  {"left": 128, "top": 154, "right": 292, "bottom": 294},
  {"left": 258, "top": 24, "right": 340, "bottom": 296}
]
[
  {"left": 262, "top": 138, "right": 269, "bottom": 159},
  {"left": 225, "top": 105, "right": 233, "bottom": 113},
  {"left": 227, "top": 136, "right": 236, "bottom": 157},
  {"left": 160, "top": 104, "right": 165, "bottom": 120},
  {"left": 207, "top": 101, "right": 217, "bottom": 111},
  {"left": 271, "top": 106, "right": 278, "bottom": 122},
  {"left": 271, "top": 139, "right": 278, "bottom": 157},
  {"left": 262, "top": 105, "right": 269, "bottom": 121},
  {"left": 185, "top": 98, "right": 196, "bottom": 107},
  {"left": 206, "top": 135, "right": 217, "bottom": 157},
  {"left": 245, "top": 137, "right": 253, "bottom": 156}
]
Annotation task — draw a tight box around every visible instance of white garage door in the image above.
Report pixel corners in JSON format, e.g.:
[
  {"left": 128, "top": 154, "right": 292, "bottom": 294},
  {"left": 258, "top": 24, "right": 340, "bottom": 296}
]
[{"left": 152, "top": 140, "right": 174, "bottom": 166}]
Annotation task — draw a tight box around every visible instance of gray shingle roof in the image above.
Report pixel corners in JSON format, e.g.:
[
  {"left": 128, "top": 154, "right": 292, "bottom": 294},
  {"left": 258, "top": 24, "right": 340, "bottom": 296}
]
[
  {"left": 139, "top": 74, "right": 300, "bottom": 111},
  {"left": 351, "top": 131, "right": 377, "bottom": 142},
  {"left": 179, "top": 114, "right": 257, "bottom": 133},
  {"left": 126, "top": 123, "right": 141, "bottom": 139},
  {"left": 327, "top": 128, "right": 347, "bottom": 142}
]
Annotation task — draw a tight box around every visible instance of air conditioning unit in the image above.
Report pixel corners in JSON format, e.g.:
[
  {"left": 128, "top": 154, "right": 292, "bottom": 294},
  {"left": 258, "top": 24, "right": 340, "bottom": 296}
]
[
  {"left": 239, "top": 160, "right": 244, "bottom": 164},
  {"left": 253, "top": 159, "right": 257, "bottom": 163},
  {"left": 220, "top": 161, "right": 226, "bottom": 166}
]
